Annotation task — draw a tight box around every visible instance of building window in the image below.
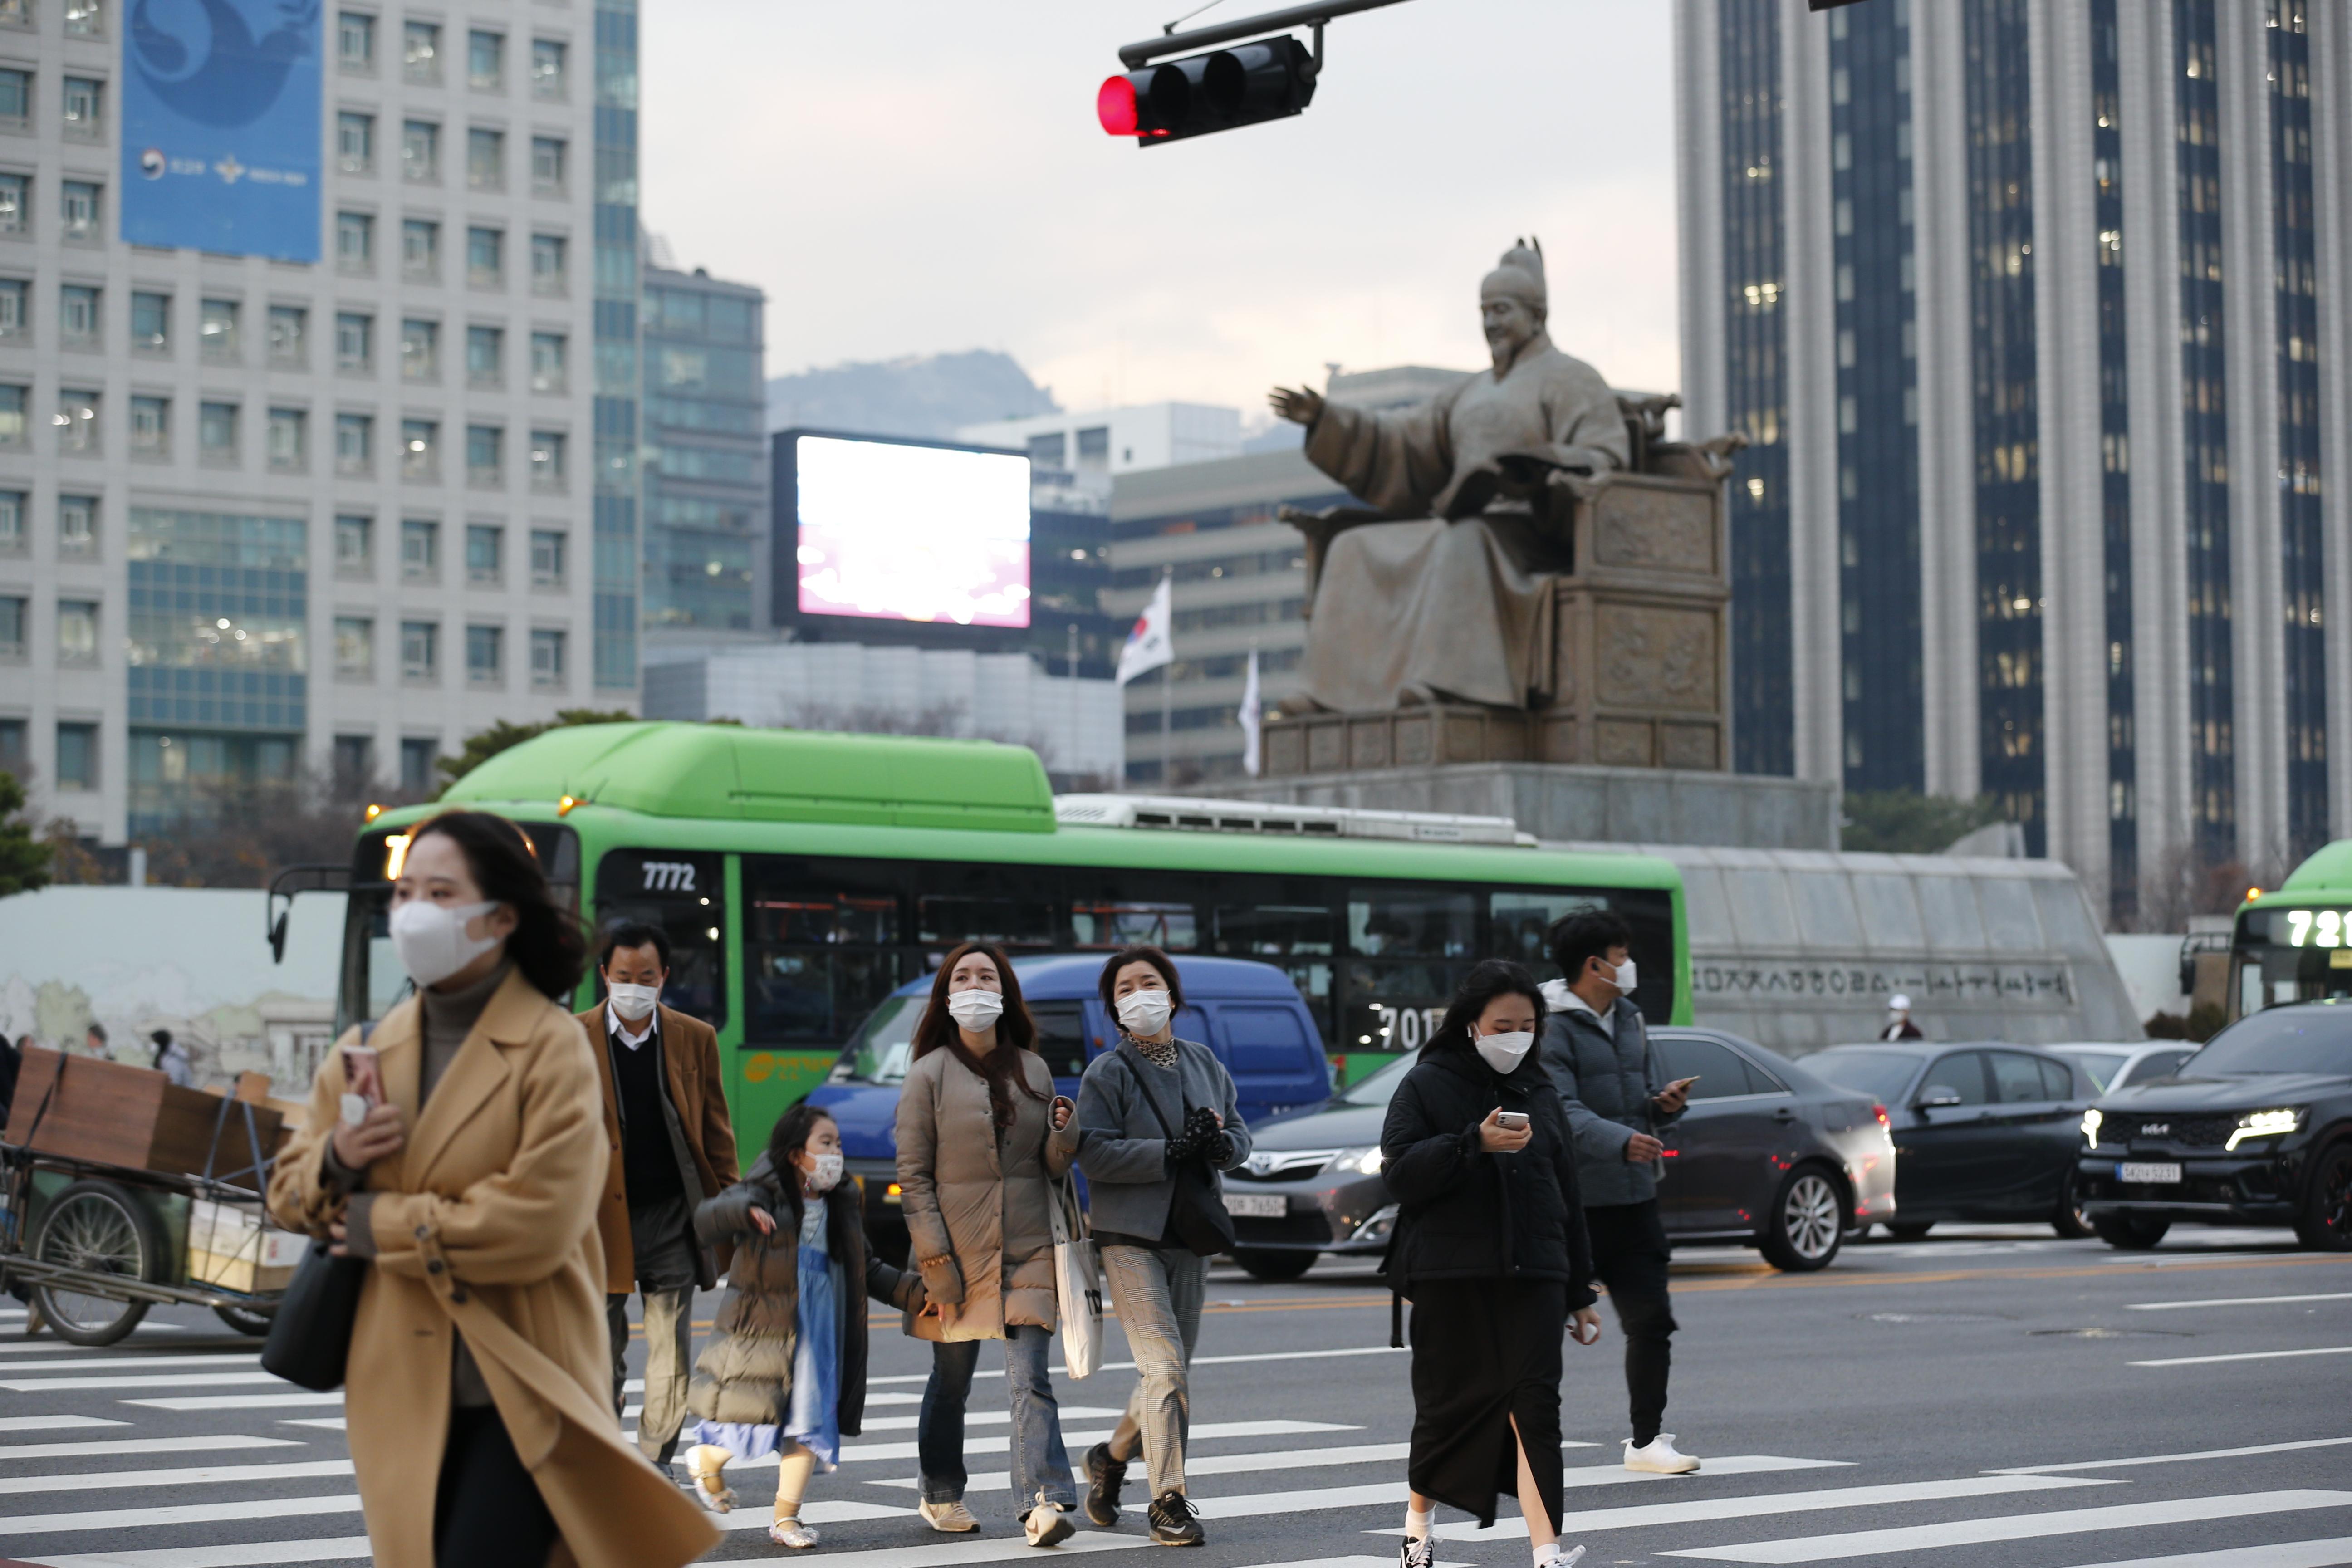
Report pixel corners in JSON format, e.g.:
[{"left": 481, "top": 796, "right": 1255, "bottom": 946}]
[
  {"left": 466, "top": 522, "right": 502, "bottom": 583},
  {"left": 465, "top": 623, "right": 501, "bottom": 686},
  {"left": 128, "top": 394, "right": 167, "bottom": 456},
  {"left": 334, "top": 310, "right": 372, "bottom": 372},
  {"left": 531, "top": 38, "right": 566, "bottom": 99},
  {"left": 58, "top": 283, "right": 98, "bottom": 345},
  {"left": 267, "top": 407, "right": 306, "bottom": 471},
  {"left": 0, "top": 489, "right": 20, "bottom": 552},
  {"left": 401, "top": 218, "right": 439, "bottom": 279},
  {"left": 401, "top": 119, "right": 438, "bottom": 182},
  {"left": 466, "top": 127, "right": 503, "bottom": 190},
  {"left": 529, "top": 135, "right": 566, "bottom": 195},
  {"left": 57, "top": 493, "right": 94, "bottom": 555},
  {"left": 0, "top": 67, "right": 27, "bottom": 127},
  {"left": 402, "top": 419, "right": 438, "bottom": 480},
  {"left": 62, "top": 0, "right": 101, "bottom": 37},
  {"left": 57, "top": 599, "right": 96, "bottom": 663},
  {"left": 337, "top": 110, "right": 374, "bottom": 174},
  {"left": 469, "top": 29, "right": 504, "bottom": 90},
  {"left": 529, "top": 527, "right": 565, "bottom": 587},
  {"left": 55, "top": 722, "right": 96, "bottom": 790},
  {"left": 530, "top": 627, "right": 565, "bottom": 689},
  {"left": 335, "top": 513, "right": 372, "bottom": 575},
  {"left": 60, "top": 180, "right": 99, "bottom": 240},
  {"left": 530, "top": 232, "right": 566, "bottom": 294},
  {"left": 466, "top": 325, "right": 503, "bottom": 388},
  {"left": 401, "top": 517, "right": 438, "bottom": 579},
  {"left": 0, "top": 382, "right": 24, "bottom": 444},
  {"left": 0, "top": 173, "right": 25, "bottom": 234},
  {"left": 529, "top": 429, "right": 564, "bottom": 491},
  {"left": 466, "top": 424, "right": 502, "bottom": 487},
  {"left": 0, "top": 594, "right": 21, "bottom": 658},
  {"left": 334, "top": 616, "right": 373, "bottom": 679},
  {"left": 402, "top": 20, "right": 440, "bottom": 83},
  {"left": 334, "top": 412, "right": 372, "bottom": 475},
  {"left": 198, "top": 400, "right": 237, "bottom": 461},
  {"left": 400, "top": 620, "right": 437, "bottom": 683},
  {"left": 56, "top": 387, "right": 98, "bottom": 452},
  {"left": 466, "top": 225, "right": 502, "bottom": 287},
  {"left": 529, "top": 330, "right": 566, "bottom": 392},
  {"left": 401, "top": 316, "right": 438, "bottom": 381},
  {"left": 0, "top": 277, "right": 24, "bottom": 338},
  {"left": 60, "top": 77, "right": 100, "bottom": 139},
  {"left": 338, "top": 10, "right": 375, "bottom": 72},
  {"left": 337, "top": 210, "right": 374, "bottom": 271},
  {"left": 267, "top": 304, "right": 305, "bottom": 366},
  {"left": 332, "top": 734, "right": 373, "bottom": 785},
  {"left": 200, "top": 296, "right": 238, "bottom": 358},
  {"left": 398, "top": 735, "right": 434, "bottom": 792},
  {"left": 129, "top": 289, "right": 167, "bottom": 351}
]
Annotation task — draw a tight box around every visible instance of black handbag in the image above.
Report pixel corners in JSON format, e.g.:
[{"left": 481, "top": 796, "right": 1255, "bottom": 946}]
[
  {"left": 1126, "top": 1044, "right": 1235, "bottom": 1259},
  {"left": 260, "top": 1022, "right": 374, "bottom": 1392}
]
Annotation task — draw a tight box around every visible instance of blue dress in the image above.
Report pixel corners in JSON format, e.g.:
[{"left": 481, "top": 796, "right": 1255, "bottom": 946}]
[{"left": 684, "top": 1201, "right": 843, "bottom": 1468}]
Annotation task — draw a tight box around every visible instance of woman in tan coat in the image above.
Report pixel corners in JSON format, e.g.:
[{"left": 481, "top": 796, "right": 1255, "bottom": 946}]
[
  {"left": 895, "top": 941, "right": 1082, "bottom": 1545},
  {"left": 268, "top": 811, "right": 717, "bottom": 1568}
]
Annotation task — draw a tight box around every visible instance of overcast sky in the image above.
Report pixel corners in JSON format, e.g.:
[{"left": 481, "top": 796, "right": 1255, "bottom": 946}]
[{"left": 640, "top": 1, "right": 1679, "bottom": 420}]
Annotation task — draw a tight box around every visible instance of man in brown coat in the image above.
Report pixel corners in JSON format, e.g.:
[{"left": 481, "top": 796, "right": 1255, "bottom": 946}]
[{"left": 580, "top": 921, "right": 739, "bottom": 1466}]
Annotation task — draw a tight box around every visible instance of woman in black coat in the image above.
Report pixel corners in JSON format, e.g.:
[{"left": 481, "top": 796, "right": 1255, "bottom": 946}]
[{"left": 1380, "top": 959, "right": 1601, "bottom": 1568}]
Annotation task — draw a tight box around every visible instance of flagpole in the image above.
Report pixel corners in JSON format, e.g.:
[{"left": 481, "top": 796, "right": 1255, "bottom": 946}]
[{"left": 1159, "top": 568, "right": 1173, "bottom": 789}]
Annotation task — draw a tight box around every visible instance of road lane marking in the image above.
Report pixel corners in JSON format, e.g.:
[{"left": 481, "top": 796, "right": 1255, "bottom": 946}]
[
  {"left": 0, "top": 1373, "right": 284, "bottom": 1393},
  {"left": 834, "top": 1418, "right": 1357, "bottom": 1467},
  {"left": 868, "top": 1439, "right": 1667, "bottom": 1493},
  {"left": 710, "top": 1499, "right": 913, "bottom": 1531},
  {"left": 1673, "top": 1253, "right": 2352, "bottom": 1295},
  {"left": 1995, "top": 1437, "right": 2352, "bottom": 1473},
  {"left": 1663, "top": 1488, "right": 2352, "bottom": 1563},
  {"left": 1203, "top": 1456, "right": 1856, "bottom": 1522},
  {"left": 280, "top": 1421, "right": 346, "bottom": 1432},
  {"left": 1418, "top": 1475, "right": 2111, "bottom": 1542},
  {"left": 0, "top": 1495, "right": 362, "bottom": 1539},
  {"left": 2127, "top": 1292, "right": 2352, "bottom": 1311},
  {"left": 0, "top": 1417, "right": 125, "bottom": 1433},
  {"left": 0, "top": 1436, "right": 303, "bottom": 1462},
  {"left": 2051, "top": 1537, "right": 2352, "bottom": 1568},
  {"left": 857, "top": 1405, "right": 1125, "bottom": 1434},
  {"left": 123, "top": 1394, "right": 344, "bottom": 1411},
  {"left": 2129, "top": 1346, "right": 2352, "bottom": 1367},
  {"left": 20, "top": 1537, "right": 376, "bottom": 1568},
  {"left": 0, "top": 1459, "right": 355, "bottom": 1494},
  {"left": 0, "top": 1355, "right": 260, "bottom": 1373}
]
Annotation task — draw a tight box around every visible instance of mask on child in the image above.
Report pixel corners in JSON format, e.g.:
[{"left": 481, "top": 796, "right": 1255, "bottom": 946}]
[{"left": 804, "top": 1151, "right": 844, "bottom": 1193}]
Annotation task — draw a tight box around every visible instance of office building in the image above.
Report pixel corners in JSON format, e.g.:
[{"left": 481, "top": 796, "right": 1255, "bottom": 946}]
[
  {"left": 588, "top": 0, "right": 638, "bottom": 692},
  {"left": 958, "top": 402, "right": 1245, "bottom": 511},
  {"left": 0, "top": 0, "right": 607, "bottom": 843},
  {"left": 641, "top": 256, "right": 764, "bottom": 639},
  {"left": 1675, "top": 0, "right": 2352, "bottom": 916}
]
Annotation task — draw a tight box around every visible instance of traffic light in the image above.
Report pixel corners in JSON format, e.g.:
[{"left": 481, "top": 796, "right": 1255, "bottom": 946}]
[{"left": 1097, "top": 35, "right": 1317, "bottom": 146}]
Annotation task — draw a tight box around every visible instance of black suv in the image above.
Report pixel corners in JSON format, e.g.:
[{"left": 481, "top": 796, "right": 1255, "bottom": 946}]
[{"left": 2075, "top": 999, "right": 2352, "bottom": 1251}]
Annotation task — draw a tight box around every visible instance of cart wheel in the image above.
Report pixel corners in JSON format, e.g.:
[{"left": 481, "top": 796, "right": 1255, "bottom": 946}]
[
  {"left": 34, "top": 1180, "right": 162, "bottom": 1347},
  {"left": 213, "top": 1303, "right": 276, "bottom": 1337}
]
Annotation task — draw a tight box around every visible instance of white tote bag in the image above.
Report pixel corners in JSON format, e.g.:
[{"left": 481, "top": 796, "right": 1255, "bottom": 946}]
[{"left": 1049, "top": 1176, "right": 1105, "bottom": 1380}]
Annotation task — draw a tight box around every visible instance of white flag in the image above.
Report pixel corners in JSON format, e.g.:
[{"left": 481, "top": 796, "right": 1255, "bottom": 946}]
[
  {"left": 1117, "top": 575, "right": 1173, "bottom": 686},
  {"left": 1240, "top": 648, "right": 1263, "bottom": 777}
]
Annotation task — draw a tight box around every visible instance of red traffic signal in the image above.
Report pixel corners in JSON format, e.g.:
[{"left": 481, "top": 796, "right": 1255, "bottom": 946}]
[{"left": 1097, "top": 35, "right": 1317, "bottom": 146}]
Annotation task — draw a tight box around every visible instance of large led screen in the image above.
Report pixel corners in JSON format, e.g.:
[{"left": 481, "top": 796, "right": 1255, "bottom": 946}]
[{"left": 793, "top": 435, "right": 1031, "bottom": 628}]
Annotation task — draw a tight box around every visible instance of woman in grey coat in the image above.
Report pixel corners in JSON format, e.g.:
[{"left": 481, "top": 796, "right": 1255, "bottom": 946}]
[{"left": 1073, "top": 944, "right": 1251, "bottom": 1547}]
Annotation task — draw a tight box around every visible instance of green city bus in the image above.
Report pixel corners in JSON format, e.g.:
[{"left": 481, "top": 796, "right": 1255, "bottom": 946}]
[
  {"left": 2228, "top": 840, "right": 2352, "bottom": 1019},
  {"left": 337, "top": 722, "right": 1691, "bottom": 1152}
]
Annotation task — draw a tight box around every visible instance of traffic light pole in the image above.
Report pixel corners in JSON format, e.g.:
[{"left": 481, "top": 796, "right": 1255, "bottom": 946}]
[{"left": 1117, "top": 0, "right": 1417, "bottom": 69}]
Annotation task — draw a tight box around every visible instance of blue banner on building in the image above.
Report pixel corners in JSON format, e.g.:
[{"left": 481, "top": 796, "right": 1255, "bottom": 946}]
[{"left": 121, "top": 0, "right": 322, "bottom": 262}]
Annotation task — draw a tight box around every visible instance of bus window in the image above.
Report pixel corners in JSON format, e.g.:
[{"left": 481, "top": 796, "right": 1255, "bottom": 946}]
[
  {"left": 2233, "top": 904, "right": 2352, "bottom": 1015},
  {"left": 1343, "top": 961, "right": 1464, "bottom": 1053},
  {"left": 918, "top": 894, "right": 1057, "bottom": 949},
  {"left": 743, "top": 864, "right": 908, "bottom": 1046},
  {"left": 1349, "top": 887, "right": 1477, "bottom": 957},
  {"left": 1072, "top": 901, "right": 1198, "bottom": 949},
  {"left": 1210, "top": 902, "right": 1337, "bottom": 1043},
  {"left": 596, "top": 849, "right": 725, "bottom": 1027},
  {"left": 1491, "top": 891, "right": 1605, "bottom": 967}
]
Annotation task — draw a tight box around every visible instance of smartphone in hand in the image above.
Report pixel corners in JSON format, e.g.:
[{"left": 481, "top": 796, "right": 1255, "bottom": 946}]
[
  {"left": 339, "top": 1044, "right": 385, "bottom": 1128},
  {"left": 1495, "top": 1110, "right": 1531, "bottom": 1131}
]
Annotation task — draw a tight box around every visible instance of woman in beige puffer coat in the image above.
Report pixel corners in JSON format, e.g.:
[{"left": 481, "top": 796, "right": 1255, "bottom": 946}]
[{"left": 894, "top": 941, "right": 1082, "bottom": 1542}]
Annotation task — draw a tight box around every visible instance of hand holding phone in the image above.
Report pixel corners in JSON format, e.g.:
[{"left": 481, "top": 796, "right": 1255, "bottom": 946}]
[
  {"left": 338, "top": 1044, "right": 385, "bottom": 1127},
  {"left": 1495, "top": 1110, "right": 1530, "bottom": 1131},
  {"left": 1479, "top": 1107, "right": 1534, "bottom": 1153},
  {"left": 1655, "top": 1075, "right": 1700, "bottom": 1114}
]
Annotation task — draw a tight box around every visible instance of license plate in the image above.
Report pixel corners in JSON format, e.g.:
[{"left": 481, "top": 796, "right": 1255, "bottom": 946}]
[
  {"left": 1222, "top": 1192, "right": 1285, "bottom": 1218},
  {"left": 2117, "top": 1161, "right": 2183, "bottom": 1185}
]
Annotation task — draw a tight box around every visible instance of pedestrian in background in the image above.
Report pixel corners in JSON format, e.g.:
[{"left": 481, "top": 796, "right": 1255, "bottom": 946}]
[
  {"left": 268, "top": 810, "right": 715, "bottom": 1568},
  {"left": 82, "top": 1021, "right": 105, "bottom": 1059},
  {"left": 679, "top": 1102, "right": 926, "bottom": 1548},
  {"left": 1075, "top": 944, "right": 1252, "bottom": 1547},
  {"left": 1879, "top": 994, "right": 1925, "bottom": 1041},
  {"left": 1538, "top": 911, "right": 1699, "bottom": 1476},
  {"left": 579, "top": 919, "right": 740, "bottom": 1468},
  {"left": 150, "top": 1029, "right": 193, "bottom": 1088},
  {"left": 1382, "top": 958, "right": 1598, "bottom": 1568},
  {"left": 893, "top": 941, "right": 1083, "bottom": 1546}
]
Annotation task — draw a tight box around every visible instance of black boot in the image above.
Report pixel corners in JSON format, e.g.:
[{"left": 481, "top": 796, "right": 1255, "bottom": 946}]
[
  {"left": 1083, "top": 1442, "right": 1127, "bottom": 1527},
  {"left": 1147, "top": 1490, "right": 1204, "bottom": 1546}
]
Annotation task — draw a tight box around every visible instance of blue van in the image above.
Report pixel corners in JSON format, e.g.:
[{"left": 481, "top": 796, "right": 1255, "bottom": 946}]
[{"left": 804, "top": 954, "right": 1331, "bottom": 1256}]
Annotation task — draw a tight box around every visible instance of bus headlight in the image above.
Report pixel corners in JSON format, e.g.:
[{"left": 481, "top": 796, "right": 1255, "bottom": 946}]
[
  {"left": 2225, "top": 1108, "right": 2303, "bottom": 1150},
  {"left": 2080, "top": 1107, "right": 2102, "bottom": 1148}
]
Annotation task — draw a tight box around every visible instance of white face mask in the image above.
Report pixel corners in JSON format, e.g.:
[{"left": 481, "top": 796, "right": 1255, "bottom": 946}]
[
  {"left": 803, "top": 1151, "right": 844, "bottom": 1194},
  {"left": 946, "top": 988, "right": 1004, "bottom": 1029},
  {"left": 1614, "top": 958, "right": 1638, "bottom": 994},
  {"left": 1473, "top": 1029, "right": 1535, "bottom": 1076},
  {"left": 606, "top": 982, "right": 661, "bottom": 1023},
  {"left": 390, "top": 898, "right": 501, "bottom": 988},
  {"left": 1116, "top": 988, "right": 1174, "bottom": 1037}
]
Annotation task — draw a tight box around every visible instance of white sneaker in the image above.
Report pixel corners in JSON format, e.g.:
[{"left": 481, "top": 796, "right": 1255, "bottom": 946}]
[
  {"left": 1624, "top": 1434, "right": 1700, "bottom": 1474},
  {"left": 1534, "top": 1546, "right": 1586, "bottom": 1568},
  {"left": 1024, "top": 1497, "right": 1076, "bottom": 1547},
  {"left": 920, "top": 1498, "right": 981, "bottom": 1532}
]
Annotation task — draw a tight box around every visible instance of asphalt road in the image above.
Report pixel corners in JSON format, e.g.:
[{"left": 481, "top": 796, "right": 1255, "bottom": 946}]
[{"left": 0, "top": 1223, "right": 2347, "bottom": 1566}]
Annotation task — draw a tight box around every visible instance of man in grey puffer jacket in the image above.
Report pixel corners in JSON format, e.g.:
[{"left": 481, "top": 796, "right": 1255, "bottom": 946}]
[{"left": 1538, "top": 910, "right": 1700, "bottom": 1476}]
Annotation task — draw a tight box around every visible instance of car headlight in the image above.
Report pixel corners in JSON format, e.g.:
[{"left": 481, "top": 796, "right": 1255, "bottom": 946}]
[
  {"left": 1329, "top": 1145, "right": 1385, "bottom": 1176},
  {"left": 2224, "top": 1108, "right": 2304, "bottom": 1151},
  {"left": 2081, "top": 1107, "right": 2102, "bottom": 1148}
]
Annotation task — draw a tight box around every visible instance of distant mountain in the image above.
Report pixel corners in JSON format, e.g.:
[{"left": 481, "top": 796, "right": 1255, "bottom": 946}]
[{"left": 766, "top": 350, "right": 1059, "bottom": 441}]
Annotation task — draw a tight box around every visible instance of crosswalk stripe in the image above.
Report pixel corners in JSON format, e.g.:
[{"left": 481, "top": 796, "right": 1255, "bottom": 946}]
[
  {"left": 2129, "top": 1346, "right": 2352, "bottom": 1367},
  {"left": 0, "top": 1341, "right": 201, "bottom": 1358},
  {"left": 122, "top": 1394, "right": 343, "bottom": 1412},
  {"left": 711, "top": 1498, "right": 912, "bottom": 1531},
  {"left": 838, "top": 1419, "right": 1357, "bottom": 1468},
  {"left": 1995, "top": 1437, "right": 2352, "bottom": 1474},
  {"left": 280, "top": 1420, "right": 347, "bottom": 1432},
  {"left": 0, "top": 1436, "right": 304, "bottom": 1463},
  {"left": 0, "top": 1418, "right": 125, "bottom": 1434},
  {"left": 0, "top": 1373, "right": 285, "bottom": 1392},
  {"left": 0, "top": 1460, "right": 354, "bottom": 1495},
  {"left": 18, "top": 1536, "right": 374, "bottom": 1568},
  {"left": 2053, "top": 1537, "right": 2352, "bottom": 1568},
  {"left": 693, "top": 1531, "right": 1151, "bottom": 1567},
  {"left": 0, "top": 1356, "right": 258, "bottom": 1374},
  {"left": 2126, "top": 1291, "right": 2352, "bottom": 1311},
  {"left": 0, "top": 1494, "right": 361, "bottom": 1539},
  {"left": 1663, "top": 1489, "right": 2352, "bottom": 1563},
  {"left": 865, "top": 1438, "right": 1722, "bottom": 1495},
  {"left": 859, "top": 1405, "right": 1127, "bottom": 1435},
  {"left": 1202, "top": 1455, "right": 1855, "bottom": 1524},
  {"left": 1424, "top": 1474, "right": 2112, "bottom": 1542}
]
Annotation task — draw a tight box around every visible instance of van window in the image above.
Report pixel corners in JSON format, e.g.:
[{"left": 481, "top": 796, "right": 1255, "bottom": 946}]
[
  {"left": 1030, "top": 1000, "right": 1088, "bottom": 1078},
  {"left": 1221, "top": 1004, "right": 1314, "bottom": 1077}
]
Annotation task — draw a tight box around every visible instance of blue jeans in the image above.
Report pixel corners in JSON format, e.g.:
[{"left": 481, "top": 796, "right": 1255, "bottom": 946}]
[{"left": 918, "top": 1326, "right": 1077, "bottom": 1513}]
